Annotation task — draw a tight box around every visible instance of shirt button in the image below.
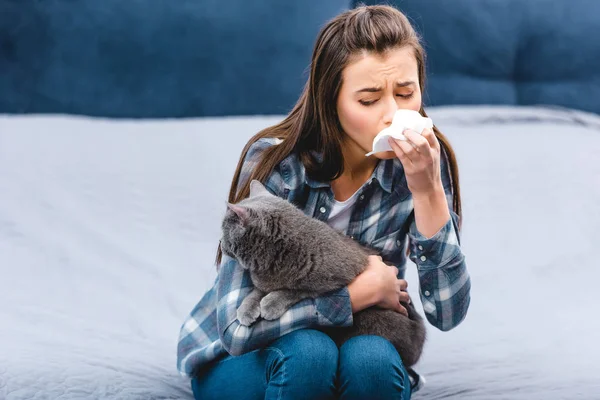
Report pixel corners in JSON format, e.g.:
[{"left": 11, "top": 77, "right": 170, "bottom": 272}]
[
  {"left": 319, "top": 207, "right": 326, "bottom": 213},
  {"left": 359, "top": 195, "right": 364, "bottom": 201},
  {"left": 418, "top": 245, "right": 423, "bottom": 250},
  {"left": 424, "top": 290, "right": 430, "bottom": 296},
  {"left": 420, "top": 255, "right": 427, "bottom": 262}
]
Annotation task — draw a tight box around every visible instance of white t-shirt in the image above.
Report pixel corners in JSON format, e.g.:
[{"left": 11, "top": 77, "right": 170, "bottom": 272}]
[{"left": 327, "top": 188, "right": 361, "bottom": 234}]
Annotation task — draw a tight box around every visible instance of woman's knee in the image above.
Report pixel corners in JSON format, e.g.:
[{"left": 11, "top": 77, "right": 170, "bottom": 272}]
[
  {"left": 340, "top": 334, "right": 404, "bottom": 370},
  {"left": 265, "top": 329, "right": 339, "bottom": 399},
  {"left": 268, "top": 329, "right": 338, "bottom": 369},
  {"left": 338, "top": 335, "right": 411, "bottom": 400}
]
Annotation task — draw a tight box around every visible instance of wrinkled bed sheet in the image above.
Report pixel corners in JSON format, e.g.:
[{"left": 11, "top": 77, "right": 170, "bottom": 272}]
[{"left": 1, "top": 105, "right": 599, "bottom": 399}]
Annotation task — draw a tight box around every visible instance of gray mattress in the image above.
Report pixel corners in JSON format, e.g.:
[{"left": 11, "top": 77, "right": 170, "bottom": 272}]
[{"left": 1, "top": 105, "right": 599, "bottom": 399}]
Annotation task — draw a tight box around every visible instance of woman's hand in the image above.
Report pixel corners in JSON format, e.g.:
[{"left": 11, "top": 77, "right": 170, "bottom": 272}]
[
  {"left": 388, "top": 127, "right": 443, "bottom": 196},
  {"left": 348, "top": 255, "right": 410, "bottom": 316},
  {"left": 389, "top": 127, "right": 451, "bottom": 238}
]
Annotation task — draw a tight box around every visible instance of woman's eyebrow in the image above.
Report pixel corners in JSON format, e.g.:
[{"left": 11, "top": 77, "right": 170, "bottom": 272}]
[
  {"left": 355, "top": 86, "right": 382, "bottom": 93},
  {"left": 395, "top": 80, "right": 416, "bottom": 88},
  {"left": 355, "top": 81, "right": 416, "bottom": 94}
]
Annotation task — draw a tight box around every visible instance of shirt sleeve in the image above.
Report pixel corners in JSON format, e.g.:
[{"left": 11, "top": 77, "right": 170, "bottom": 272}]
[
  {"left": 408, "top": 149, "right": 471, "bottom": 331},
  {"left": 218, "top": 138, "right": 353, "bottom": 356},
  {"left": 216, "top": 255, "right": 352, "bottom": 356}
]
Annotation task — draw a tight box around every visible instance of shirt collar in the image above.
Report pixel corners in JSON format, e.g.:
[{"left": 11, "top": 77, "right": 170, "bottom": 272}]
[
  {"left": 304, "top": 156, "right": 401, "bottom": 195},
  {"left": 305, "top": 175, "right": 330, "bottom": 189}
]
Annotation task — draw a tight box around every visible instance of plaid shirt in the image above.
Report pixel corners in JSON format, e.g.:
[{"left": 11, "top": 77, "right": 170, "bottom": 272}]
[{"left": 177, "top": 137, "right": 471, "bottom": 378}]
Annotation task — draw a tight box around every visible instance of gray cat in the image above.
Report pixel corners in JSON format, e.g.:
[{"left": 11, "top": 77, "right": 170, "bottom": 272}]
[{"left": 220, "top": 179, "right": 426, "bottom": 368}]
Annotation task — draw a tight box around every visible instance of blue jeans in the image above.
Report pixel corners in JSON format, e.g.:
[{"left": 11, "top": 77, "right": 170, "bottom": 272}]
[{"left": 191, "top": 329, "right": 412, "bottom": 400}]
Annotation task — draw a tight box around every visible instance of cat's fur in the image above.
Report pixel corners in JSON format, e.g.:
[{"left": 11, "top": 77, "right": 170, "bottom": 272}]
[{"left": 220, "top": 179, "right": 426, "bottom": 367}]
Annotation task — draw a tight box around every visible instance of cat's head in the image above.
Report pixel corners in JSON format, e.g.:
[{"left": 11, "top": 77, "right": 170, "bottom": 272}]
[{"left": 220, "top": 180, "right": 296, "bottom": 267}]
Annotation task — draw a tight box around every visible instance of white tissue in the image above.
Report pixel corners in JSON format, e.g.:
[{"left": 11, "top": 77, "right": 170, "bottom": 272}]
[{"left": 365, "top": 109, "right": 433, "bottom": 156}]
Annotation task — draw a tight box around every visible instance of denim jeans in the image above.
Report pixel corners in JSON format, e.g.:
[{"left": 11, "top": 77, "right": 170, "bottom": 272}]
[{"left": 191, "top": 329, "right": 412, "bottom": 400}]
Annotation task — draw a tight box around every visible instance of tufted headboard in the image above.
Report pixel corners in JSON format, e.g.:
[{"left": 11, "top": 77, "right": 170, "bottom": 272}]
[
  {"left": 1, "top": 0, "right": 599, "bottom": 118},
  {"left": 0, "top": 0, "right": 349, "bottom": 118}
]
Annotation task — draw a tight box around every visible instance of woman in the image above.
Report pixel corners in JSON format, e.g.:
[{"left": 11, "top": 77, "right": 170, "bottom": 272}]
[{"left": 177, "top": 5, "right": 471, "bottom": 399}]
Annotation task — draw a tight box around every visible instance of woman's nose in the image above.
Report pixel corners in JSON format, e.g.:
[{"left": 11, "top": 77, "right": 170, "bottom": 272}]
[{"left": 382, "top": 97, "right": 398, "bottom": 125}]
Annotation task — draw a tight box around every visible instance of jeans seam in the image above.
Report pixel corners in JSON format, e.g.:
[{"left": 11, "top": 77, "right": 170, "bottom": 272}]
[{"left": 265, "top": 346, "right": 286, "bottom": 400}]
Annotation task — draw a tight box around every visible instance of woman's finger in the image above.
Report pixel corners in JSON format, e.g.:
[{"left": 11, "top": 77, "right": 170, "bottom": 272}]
[
  {"left": 388, "top": 137, "right": 414, "bottom": 165},
  {"left": 399, "top": 291, "right": 411, "bottom": 304},
  {"left": 397, "top": 279, "right": 408, "bottom": 291},
  {"left": 396, "top": 302, "right": 408, "bottom": 317},
  {"left": 421, "top": 127, "right": 440, "bottom": 151},
  {"left": 403, "top": 129, "right": 432, "bottom": 156}
]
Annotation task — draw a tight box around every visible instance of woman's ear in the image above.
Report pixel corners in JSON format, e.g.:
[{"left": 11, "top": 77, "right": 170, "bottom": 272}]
[
  {"left": 249, "top": 179, "right": 272, "bottom": 198},
  {"left": 226, "top": 203, "right": 250, "bottom": 226}
]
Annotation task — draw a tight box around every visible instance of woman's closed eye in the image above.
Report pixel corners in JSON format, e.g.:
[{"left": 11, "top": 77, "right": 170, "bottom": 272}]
[{"left": 359, "top": 93, "right": 414, "bottom": 106}]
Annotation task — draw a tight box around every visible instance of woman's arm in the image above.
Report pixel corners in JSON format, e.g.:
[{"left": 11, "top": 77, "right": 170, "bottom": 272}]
[
  {"left": 217, "top": 137, "right": 354, "bottom": 356},
  {"left": 408, "top": 204, "right": 471, "bottom": 331},
  {"left": 409, "top": 152, "right": 470, "bottom": 331},
  {"left": 217, "top": 255, "right": 353, "bottom": 356},
  {"left": 412, "top": 185, "right": 450, "bottom": 239},
  {"left": 389, "top": 129, "right": 471, "bottom": 331}
]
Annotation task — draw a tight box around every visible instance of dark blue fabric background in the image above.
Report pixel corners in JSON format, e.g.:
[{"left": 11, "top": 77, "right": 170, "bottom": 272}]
[
  {"left": 1, "top": 0, "right": 598, "bottom": 117},
  {"left": 0, "top": 0, "right": 349, "bottom": 117}
]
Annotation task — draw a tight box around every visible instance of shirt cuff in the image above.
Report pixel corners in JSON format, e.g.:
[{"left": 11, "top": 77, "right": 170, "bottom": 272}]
[
  {"left": 314, "top": 286, "right": 354, "bottom": 327},
  {"left": 409, "top": 214, "right": 461, "bottom": 270}
]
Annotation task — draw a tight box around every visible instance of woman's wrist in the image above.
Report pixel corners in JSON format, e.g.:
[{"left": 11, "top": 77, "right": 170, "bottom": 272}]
[
  {"left": 411, "top": 180, "right": 445, "bottom": 201},
  {"left": 347, "top": 278, "right": 379, "bottom": 313},
  {"left": 412, "top": 182, "right": 451, "bottom": 238}
]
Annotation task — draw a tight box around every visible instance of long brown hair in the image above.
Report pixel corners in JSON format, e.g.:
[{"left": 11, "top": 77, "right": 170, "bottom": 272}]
[{"left": 215, "top": 5, "right": 462, "bottom": 266}]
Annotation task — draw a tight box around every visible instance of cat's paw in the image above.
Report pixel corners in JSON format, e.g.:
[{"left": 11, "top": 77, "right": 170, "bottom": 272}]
[
  {"left": 260, "top": 293, "right": 287, "bottom": 321},
  {"left": 237, "top": 301, "right": 261, "bottom": 326}
]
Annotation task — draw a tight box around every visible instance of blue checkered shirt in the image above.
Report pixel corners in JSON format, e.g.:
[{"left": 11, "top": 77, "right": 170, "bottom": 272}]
[{"left": 177, "top": 138, "right": 471, "bottom": 377}]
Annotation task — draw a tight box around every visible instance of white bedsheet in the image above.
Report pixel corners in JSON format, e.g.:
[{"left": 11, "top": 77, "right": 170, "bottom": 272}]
[{"left": 1, "top": 106, "right": 599, "bottom": 399}]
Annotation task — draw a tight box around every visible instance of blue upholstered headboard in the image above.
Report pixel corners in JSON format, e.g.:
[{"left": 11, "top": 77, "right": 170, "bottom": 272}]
[
  {"left": 2, "top": 0, "right": 599, "bottom": 118},
  {"left": 0, "top": 0, "right": 349, "bottom": 118}
]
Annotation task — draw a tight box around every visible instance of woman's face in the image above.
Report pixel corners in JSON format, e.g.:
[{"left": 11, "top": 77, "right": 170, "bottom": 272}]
[{"left": 336, "top": 46, "right": 422, "bottom": 160}]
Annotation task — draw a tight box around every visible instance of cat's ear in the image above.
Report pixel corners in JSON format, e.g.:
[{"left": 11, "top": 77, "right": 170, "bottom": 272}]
[
  {"left": 226, "top": 203, "right": 250, "bottom": 226},
  {"left": 249, "top": 180, "right": 271, "bottom": 198}
]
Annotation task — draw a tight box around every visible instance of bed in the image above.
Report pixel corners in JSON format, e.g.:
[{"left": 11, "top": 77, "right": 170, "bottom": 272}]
[
  {"left": 2, "top": 1, "right": 600, "bottom": 399},
  {"left": 2, "top": 106, "right": 599, "bottom": 399}
]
